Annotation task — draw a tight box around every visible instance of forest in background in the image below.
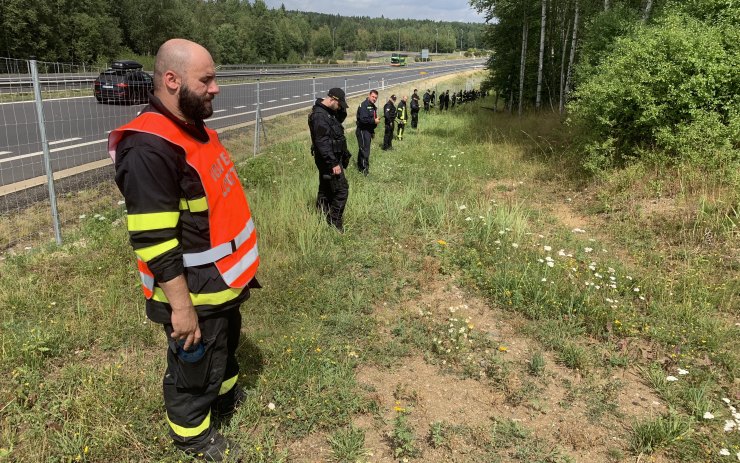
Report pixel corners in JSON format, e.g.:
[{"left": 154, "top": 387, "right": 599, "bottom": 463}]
[
  {"left": 0, "top": 0, "right": 484, "bottom": 65},
  {"left": 472, "top": 0, "right": 740, "bottom": 172}
]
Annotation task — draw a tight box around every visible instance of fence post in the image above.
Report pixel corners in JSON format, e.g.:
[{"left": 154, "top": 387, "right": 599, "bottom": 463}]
[
  {"left": 344, "top": 78, "right": 347, "bottom": 95},
  {"left": 30, "top": 57, "right": 62, "bottom": 245},
  {"left": 253, "top": 79, "right": 260, "bottom": 157},
  {"left": 368, "top": 77, "right": 371, "bottom": 91},
  {"left": 312, "top": 77, "right": 316, "bottom": 101}
]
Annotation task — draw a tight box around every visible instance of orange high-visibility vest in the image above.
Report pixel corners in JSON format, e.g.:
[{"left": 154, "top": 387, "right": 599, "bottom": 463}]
[{"left": 108, "top": 112, "right": 259, "bottom": 299}]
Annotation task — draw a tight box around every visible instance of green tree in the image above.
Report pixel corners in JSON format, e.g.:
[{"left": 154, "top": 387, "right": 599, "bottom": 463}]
[{"left": 311, "top": 25, "right": 333, "bottom": 58}]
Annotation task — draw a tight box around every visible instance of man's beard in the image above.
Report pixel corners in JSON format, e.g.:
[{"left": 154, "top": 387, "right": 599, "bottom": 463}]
[{"left": 178, "top": 84, "right": 213, "bottom": 121}]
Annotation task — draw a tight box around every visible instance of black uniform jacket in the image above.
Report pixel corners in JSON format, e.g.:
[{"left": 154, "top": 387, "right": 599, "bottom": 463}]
[
  {"left": 383, "top": 100, "right": 397, "bottom": 123},
  {"left": 309, "top": 98, "right": 349, "bottom": 171},
  {"left": 355, "top": 98, "right": 378, "bottom": 134}
]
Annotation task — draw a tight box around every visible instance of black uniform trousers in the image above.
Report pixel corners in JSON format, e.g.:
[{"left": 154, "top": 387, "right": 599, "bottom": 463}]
[
  {"left": 163, "top": 303, "right": 242, "bottom": 450},
  {"left": 355, "top": 128, "right": 372, "bottom": 175},
  {"left": 382, "top": 121, "right": 394, "bottom": 150},
  {"left": 411, "top": 110, "right": 419, "bottom": 129},
  {"left": 316, "top": 170, "right": 349, "bottom": 231}
]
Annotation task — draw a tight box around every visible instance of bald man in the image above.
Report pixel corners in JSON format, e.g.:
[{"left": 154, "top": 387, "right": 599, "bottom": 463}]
[{"left": 108, "top": 39, "right": 259, "bottom": 461}]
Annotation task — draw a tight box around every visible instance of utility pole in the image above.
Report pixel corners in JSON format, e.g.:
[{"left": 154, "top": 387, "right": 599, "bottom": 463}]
[
  {"left": 435, "top": 28, "right": 438, "bottom": 54},
  {"left": 398, "top": 29, "right": 401, "bottom": 52},
  {"left": 460, "top": 29, "right": 463, "bottom": 50}
]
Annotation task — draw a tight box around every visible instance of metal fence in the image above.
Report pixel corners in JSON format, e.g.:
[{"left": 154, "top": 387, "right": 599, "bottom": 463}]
[{"left": 0, "top": 56, "right": 484, "bottom": 250}]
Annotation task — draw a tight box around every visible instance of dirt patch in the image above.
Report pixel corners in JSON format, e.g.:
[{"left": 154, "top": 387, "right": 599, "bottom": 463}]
[{"left": 333, "top": 272, "right": 665, "bottom": 462}]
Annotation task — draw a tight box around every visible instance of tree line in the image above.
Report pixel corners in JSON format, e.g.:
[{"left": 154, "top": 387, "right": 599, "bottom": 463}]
[
  {"left": 0, "top": 0, "right": 484, "bottom": 65},
  {"left": 472, "top": 0, "right": 740, "bottom": 170}
]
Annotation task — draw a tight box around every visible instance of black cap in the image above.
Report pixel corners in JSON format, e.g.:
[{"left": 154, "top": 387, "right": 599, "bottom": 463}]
[
  {"left": 327, "top": 88, "right": 348, "bottom": 109},
  {"left": 390, "top": 94, "right": 397, "bottom": 101}
]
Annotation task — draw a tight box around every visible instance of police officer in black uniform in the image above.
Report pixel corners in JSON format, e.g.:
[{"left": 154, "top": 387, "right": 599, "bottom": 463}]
[
  {"left": 423, "top": 89, "right": 431, "bottom": 111},
  {"left": 355, "top": 89, "right": 379, "bottom": 175},
  {"left": 410, "top": 89, "right": 420, "bottom": 128},
  {"left": 382, "top": 94, "right": 397, "bottom": 151},
  {"left": 308, "top": 88, "right": 351, "bottom": 232}
]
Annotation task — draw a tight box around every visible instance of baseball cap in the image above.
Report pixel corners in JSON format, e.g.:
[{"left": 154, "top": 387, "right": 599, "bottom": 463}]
[{"left": 327, "top": 88, "right": 348, "bottom": 109}]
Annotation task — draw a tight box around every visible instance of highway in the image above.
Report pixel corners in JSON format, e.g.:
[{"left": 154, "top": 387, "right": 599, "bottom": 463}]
[{"left": 0, "top": 59, "right": 484, "bottom": 189}]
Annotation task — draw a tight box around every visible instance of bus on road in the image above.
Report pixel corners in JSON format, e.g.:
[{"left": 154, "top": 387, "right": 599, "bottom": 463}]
[{"left": 390, "top": 53, "right": 408, "bottom": 66}]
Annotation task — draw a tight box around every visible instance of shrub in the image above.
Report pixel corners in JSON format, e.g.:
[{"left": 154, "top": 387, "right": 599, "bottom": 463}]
[{"left": 569, "top": 13, "right": 740, "bottom": 171}]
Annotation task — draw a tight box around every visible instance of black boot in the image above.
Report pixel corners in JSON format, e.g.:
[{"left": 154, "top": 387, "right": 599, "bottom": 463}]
[{"left": 184, "top": 431, "right": 241, "bottom": 462}]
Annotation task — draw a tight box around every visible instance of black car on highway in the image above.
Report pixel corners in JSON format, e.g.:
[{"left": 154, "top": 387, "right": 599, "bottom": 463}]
[{"left": 93, "top": 60, "right": 152, "bottom": 104}]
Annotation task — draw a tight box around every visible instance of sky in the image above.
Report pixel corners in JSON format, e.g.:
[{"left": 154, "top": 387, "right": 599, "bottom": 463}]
[{"left": 261, "top": 0, "right": 486, "bottom": 24}]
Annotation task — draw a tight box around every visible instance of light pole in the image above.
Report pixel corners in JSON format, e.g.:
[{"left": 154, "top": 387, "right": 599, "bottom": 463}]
[
  {"left": 460, "top": 29, "right": 463, "bottom": 50},
  {"left": 435, "top": 28, "right": 438, "bottom": 54},
  {"left": 398, "top": 29, "right": 401, "bottom": 52}
]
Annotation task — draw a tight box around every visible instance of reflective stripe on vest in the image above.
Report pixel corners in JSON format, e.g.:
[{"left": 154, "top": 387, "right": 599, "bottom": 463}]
[
  {"left": 182, "top": 218, "right": 254, "bottom": 268},
  {"left": 109, "top": 112, "right": 259, "bottom": 299}
]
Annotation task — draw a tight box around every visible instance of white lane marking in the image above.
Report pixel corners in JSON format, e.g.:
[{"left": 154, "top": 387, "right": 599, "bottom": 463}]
[
  {"left": 213, "top": 109, "right": 226, "bottom": 113},
  {"left": 0, "top": 151, "right": 11, "bottom": 155},
  {"left": 303, "top": 93, "right": 310, "bottom": 96},
  {"left": 292, "top": 95, "right": 300, "bottom": 98},
  {"left": 0, "top": 139, "right": 107, "bottom": 165},
  {"left": 234, "top": 105, "right": 246, "bottom": 109},
  {"left": 48, "top": 137, "right": 81, "bottom": 145},
  {"left": 208, "top": 110, "right": 257, "bottom": 122},
  {"left": 281, "top": 97, "right": 290, "bottom": 100}
]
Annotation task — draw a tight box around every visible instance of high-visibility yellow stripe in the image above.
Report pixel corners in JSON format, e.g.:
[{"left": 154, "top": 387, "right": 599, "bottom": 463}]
[
  {"left": 152, "top": 287, "right": 243, "bottom": 306},
  {"left": 134, "top": 238, "right": 179, "bottom": 262},
  {"left": 167, "top": 411, "right": 211, "bottom": 438},
  {"left": 127, "top": 211, "right": 180, "bottom": 231},
  {"left": 219, "top": 374, "right": 239, "bottom": 396},
  {"left": 179, "top": 197, "right": 208, "bottom": 213}
]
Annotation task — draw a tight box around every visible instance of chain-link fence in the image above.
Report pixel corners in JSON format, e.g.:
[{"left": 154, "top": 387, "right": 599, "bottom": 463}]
[{"left": 0, "top": 56, "right": 484, "bottom": 250}]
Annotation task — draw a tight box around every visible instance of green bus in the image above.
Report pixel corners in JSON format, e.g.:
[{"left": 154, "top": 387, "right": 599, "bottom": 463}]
[{"left": 390, "top": 53, "right": 408, "bottom": 66}]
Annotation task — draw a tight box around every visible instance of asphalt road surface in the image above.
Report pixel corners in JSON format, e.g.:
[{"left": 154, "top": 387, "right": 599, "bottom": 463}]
[{"left": 0, "top": 59, "right": 484, "bottom": 189}]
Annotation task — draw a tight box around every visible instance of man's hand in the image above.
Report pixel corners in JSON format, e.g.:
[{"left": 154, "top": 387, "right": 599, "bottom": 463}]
[
  {"left": 159, "top": 275, "right": 201, "bottom": 350},
  {"left": 332, "top": 165, "right": 342, "bottom": 175}
]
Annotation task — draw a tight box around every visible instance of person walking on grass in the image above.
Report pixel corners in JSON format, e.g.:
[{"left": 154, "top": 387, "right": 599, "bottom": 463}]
[
  {"left": 382, "top": 94, "right": 397, "bottom": 151},
  {"left": 423, "top": 89, "right": 431, "bottom": 111},
  {"left": 396, "top": 95, "right": 408, "bottom": 141},
  {"left": 109, "top": 38, "right": 261, "bottom": 462},
  {"left": 355, "top": 89, "right": 379, "bottom": 175},
  {"left": 308, "top": 88, "right": 351, "bottom": 232}
]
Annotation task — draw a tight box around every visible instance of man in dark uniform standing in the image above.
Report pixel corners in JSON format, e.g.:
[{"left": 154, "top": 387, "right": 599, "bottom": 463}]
[
  {"left": 308, "top": 88, "right": 351, "bottom": 232},
  {"left": 382, "top": 94, "right": 397, "bottom": 151},
  {"left": 423, "top": 89, "right": 431, "bottom": 111},
  {"left": 355, "top": 89, "right": 379, "bottom": 175},
  {"left": 410, "top": 89, "right": 420, "bottom": 129}
]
